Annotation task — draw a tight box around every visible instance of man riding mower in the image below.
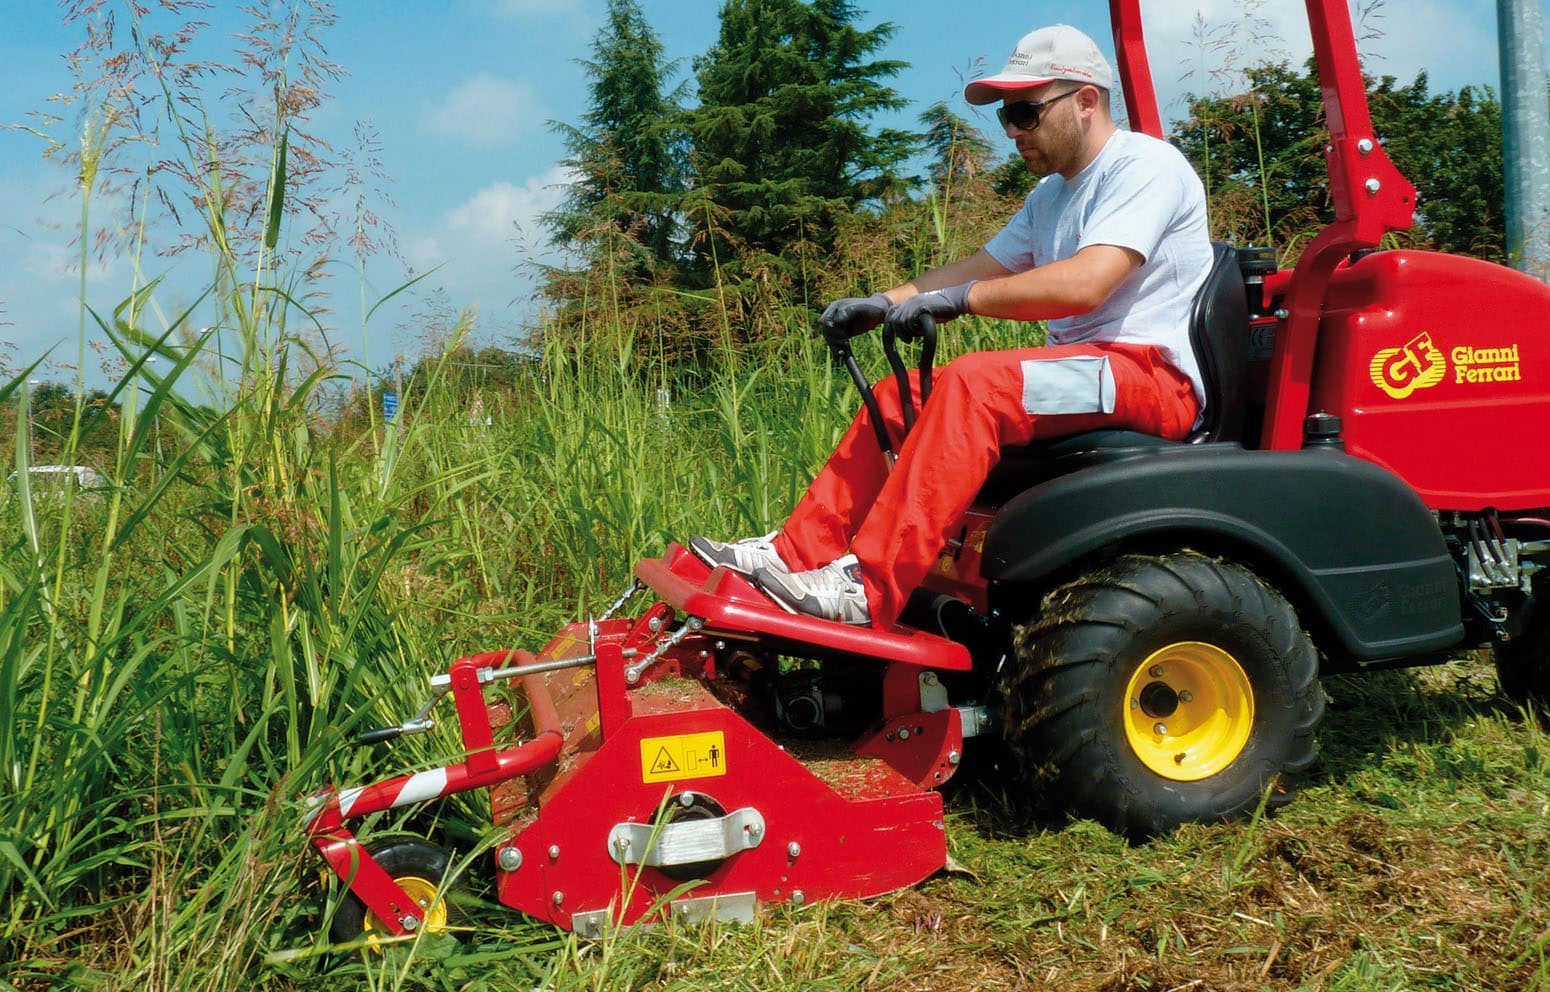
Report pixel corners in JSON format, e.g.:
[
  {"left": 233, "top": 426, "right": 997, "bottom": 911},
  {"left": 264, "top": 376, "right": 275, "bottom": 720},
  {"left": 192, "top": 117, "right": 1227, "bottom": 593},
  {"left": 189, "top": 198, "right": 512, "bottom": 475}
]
[{"left": 303, "top": 5, "right": 1550, "bottom": 941}]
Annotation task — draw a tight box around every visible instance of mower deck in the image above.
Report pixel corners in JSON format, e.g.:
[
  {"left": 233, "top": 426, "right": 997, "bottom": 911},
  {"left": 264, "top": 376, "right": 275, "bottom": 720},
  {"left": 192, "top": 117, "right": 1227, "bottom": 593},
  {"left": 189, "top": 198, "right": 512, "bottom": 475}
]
[{"left": 310, "top": 543, "right": 980, "bottom": 936}]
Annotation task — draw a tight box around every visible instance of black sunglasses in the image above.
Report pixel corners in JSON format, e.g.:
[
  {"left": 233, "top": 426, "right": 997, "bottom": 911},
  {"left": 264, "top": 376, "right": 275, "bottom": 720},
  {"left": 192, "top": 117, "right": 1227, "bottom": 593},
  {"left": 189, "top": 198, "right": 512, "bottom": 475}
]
[{"left": 996, "top": 88, "right": 1082, "bottom": 130}]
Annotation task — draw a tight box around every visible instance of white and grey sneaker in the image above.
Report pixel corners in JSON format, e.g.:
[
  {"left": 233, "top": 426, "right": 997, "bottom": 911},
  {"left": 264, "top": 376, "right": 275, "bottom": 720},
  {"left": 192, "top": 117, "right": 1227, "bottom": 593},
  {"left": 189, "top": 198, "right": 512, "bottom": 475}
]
[
  {"left": 755, "top": 553, "right": 871, "bottom": 625},
  {"left": 688, "top": 531, "right": 789, "bottom": 576}
]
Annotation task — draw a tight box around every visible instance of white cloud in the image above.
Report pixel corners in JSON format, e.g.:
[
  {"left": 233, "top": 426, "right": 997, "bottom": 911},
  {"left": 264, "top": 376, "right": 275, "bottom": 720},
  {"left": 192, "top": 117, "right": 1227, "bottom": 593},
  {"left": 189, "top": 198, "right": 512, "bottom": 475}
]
[
  {"left": 421, "top": 74, "right": 545, "bottom": 147},
  {"left": 444, "top": 169, "right": 572, "bottom": 248},
  {"left": 395, "top": 167, "right": 576, "bottom": 338}
]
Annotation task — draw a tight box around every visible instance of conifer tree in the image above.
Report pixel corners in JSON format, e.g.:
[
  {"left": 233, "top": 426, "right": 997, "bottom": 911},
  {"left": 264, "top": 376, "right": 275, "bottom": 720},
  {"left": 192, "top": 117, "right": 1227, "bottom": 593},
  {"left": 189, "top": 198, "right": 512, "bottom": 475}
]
[
  {"left": 1174, "top": 61, "right": 1505, "bottom": 259},
  {"left": 545, "top": 0, "right": 686, "bottom": 277},
  {"left": 682, "top": 0, "right": 913, "bottom": 295},
  {"left": 918, "top": 100, "right": 994, "bottom": 192}
]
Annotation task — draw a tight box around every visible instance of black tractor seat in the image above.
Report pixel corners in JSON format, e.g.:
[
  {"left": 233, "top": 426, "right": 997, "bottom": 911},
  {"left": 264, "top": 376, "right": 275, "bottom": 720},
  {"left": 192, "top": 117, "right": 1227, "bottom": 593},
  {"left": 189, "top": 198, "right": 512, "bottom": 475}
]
[{"left": 979, "top": 242, "right": 1252, "bottom": 502}]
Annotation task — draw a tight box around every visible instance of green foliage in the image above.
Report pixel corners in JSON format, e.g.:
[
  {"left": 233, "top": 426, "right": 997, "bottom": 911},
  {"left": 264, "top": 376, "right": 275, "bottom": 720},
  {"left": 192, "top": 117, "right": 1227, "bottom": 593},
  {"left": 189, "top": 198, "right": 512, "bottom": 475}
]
[
  {"left": 1368, "top": 75, "right": 1505, "bottom": 259},
  {"left": 544, "top": 0, "right": 688, "bottom": 280},
  {"left": 1, "top": 382, "right": 118, "bottom": 470},
  {"left": 917, "top": 100, "right": 994, "bottom": 194},
  {"left": 1176, "top": 61, "right": 1506, "bottom": 260},
  {"left": 681, "top": 0, "right": 914, "bottom": 300}
]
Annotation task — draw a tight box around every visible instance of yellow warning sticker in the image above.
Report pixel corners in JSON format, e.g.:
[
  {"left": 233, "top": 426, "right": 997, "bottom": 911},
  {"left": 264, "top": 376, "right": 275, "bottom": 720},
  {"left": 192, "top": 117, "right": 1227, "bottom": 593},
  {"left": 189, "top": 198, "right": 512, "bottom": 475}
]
[{"left": 639, "top": 731, "right": 728, "bottom": 783}]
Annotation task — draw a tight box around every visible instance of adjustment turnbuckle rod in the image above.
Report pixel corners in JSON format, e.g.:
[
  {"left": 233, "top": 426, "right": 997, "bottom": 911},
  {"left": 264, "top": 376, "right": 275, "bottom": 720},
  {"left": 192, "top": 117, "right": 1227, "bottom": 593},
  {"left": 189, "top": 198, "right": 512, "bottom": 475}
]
[
  {"left": 361, "top": 647, "right": 641, "bottom": 745},
  {"left": 430, "top": 648, "right": 640, "bottom": 695}
]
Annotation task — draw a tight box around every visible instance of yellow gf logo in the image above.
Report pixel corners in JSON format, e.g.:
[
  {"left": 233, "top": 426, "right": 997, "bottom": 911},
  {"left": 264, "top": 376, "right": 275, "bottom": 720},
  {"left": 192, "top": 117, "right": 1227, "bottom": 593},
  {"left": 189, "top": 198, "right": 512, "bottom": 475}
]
[{"left": 1370, "top": 332, "right": 1446, "bottom": 399}]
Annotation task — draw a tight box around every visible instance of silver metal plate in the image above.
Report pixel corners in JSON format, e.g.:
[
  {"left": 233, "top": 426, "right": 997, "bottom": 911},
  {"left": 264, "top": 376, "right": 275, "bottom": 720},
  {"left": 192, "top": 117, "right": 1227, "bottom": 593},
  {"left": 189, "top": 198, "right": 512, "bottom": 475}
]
[
  {"left": 571, "top": 909, "right": 610, "bottom": 939},
  {"left": 955, "top": 704, "right": 995, "bottom": 739},
  {"left": 919, "top": 672, "right": 949, "bottom": 713},
  {"left": 608, "top": 807, "right": 765, "bottom": 867},
  {"left": 1468, "top": 538, "right": 1521, "bottom": 590},
  {"left": 669, "top": 891, "right": 757, "bottom": 924}
]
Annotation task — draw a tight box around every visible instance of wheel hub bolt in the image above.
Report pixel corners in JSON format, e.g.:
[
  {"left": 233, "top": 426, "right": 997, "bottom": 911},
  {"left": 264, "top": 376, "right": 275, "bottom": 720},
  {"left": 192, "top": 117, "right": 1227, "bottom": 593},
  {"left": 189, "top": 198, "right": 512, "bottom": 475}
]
[
  {"left": 1178, "top": 690, "right": 1193, "bottom": 703},
  {"left": 1149, "top": 665, "right": 1164, "bottom": 678},
  {"left": 401, "top": 915, "right": 419, "bottom": 931},
  {"left": 1154, "top": 722, "right": 1168, "bottom": 736}
]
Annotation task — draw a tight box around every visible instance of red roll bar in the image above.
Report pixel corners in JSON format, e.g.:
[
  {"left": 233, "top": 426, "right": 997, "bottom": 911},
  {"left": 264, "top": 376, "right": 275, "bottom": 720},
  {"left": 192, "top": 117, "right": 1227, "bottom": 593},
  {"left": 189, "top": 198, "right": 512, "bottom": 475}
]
[{"left": 1107, "top": 0, "right": 1418, "bottom": 449}]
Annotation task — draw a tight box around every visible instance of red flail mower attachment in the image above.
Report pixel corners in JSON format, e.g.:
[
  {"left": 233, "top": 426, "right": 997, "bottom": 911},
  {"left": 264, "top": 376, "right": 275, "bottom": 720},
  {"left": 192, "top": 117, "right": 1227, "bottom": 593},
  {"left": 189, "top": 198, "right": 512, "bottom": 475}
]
[{"left": 305, "top": 544, "right": 986, "bottom": 936}]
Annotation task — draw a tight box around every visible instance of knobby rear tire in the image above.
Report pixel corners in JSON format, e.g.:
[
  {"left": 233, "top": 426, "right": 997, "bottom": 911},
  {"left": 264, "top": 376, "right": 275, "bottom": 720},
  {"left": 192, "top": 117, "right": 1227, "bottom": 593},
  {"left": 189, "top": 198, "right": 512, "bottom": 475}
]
[
  {"left": 1002, "top": 552, "right": 1325, "bottom": 838},
  {"left": 1494, "top": 581, "right": 1550, "bottom": 713}
]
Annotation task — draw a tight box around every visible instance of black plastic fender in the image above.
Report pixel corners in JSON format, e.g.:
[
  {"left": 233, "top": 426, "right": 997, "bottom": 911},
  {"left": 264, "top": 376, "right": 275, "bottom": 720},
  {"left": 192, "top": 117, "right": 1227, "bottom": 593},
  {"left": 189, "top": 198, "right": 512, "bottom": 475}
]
[{"left": 982, "top": 444, "right": 1464, "bottom": 662}]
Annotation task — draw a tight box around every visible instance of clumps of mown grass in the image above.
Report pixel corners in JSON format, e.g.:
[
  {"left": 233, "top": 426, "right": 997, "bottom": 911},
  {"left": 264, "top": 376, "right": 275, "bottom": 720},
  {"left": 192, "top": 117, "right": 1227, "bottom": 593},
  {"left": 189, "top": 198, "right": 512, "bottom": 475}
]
[{"left": 535, "top": 654, "right": 1548, "bottom": 992}]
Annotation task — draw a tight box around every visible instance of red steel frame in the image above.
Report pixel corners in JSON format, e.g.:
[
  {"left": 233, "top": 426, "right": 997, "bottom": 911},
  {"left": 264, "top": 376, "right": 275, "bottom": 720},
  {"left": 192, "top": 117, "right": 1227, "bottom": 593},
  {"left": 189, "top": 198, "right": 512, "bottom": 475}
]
[
  {"left": 304, "top": 652, "right": 566, "bottom": 935},
  {"left": 1109, "top": 0, "right": 1418, "bottom": 451}
]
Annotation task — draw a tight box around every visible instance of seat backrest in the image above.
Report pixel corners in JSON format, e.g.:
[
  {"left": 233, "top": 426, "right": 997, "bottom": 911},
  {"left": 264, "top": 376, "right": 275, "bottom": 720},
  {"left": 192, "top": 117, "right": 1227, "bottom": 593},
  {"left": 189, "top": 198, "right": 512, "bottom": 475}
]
[
  {"left": 1188, "top": 243, "right": 1250, "bottom": 443},
  {"left": 979, "top": 242, "right": 1253, "bottom": 499}
]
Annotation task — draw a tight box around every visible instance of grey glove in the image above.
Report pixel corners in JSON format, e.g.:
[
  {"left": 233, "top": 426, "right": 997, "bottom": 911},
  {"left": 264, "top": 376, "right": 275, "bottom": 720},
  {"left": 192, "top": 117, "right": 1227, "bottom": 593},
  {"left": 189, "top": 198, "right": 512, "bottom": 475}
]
[
  {"left": 821, "top": 292, "right": 894, "bottom": 341},
  {"left": 886, "top": 282, "right": 975, "bottom": 340}
]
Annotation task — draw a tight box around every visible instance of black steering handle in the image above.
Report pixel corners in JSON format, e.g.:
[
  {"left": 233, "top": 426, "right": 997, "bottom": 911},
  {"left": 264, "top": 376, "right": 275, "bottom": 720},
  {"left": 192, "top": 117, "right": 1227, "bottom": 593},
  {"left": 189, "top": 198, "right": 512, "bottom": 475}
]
[
  {"left": 881, "top": 314, "right": 936, "bottom": 434},
  {"left": 824, "top": 312, "right": 937, "bottom": 464}
]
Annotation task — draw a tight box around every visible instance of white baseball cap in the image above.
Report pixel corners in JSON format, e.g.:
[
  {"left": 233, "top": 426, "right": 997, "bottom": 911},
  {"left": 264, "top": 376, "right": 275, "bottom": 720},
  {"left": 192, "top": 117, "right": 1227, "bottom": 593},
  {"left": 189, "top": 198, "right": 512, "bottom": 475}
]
[{"left": 964, "top": 25, "right": 1115, "bottom": 105}]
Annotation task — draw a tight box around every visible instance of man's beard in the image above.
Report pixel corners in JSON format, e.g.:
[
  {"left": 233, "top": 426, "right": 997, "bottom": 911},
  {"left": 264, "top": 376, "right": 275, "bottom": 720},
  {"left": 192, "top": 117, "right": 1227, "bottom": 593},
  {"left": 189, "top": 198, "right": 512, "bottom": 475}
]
[{"left": 1020, "top": 107, "right": 1083, "bottom": 177}]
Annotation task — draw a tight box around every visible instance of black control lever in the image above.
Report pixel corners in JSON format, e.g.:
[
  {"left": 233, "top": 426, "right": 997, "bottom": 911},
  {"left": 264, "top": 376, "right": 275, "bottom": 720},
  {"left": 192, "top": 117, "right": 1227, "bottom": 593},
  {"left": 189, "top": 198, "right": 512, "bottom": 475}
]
[
  {"left": 822, "top": 311, "right": 938, "bottom": 466},
  {"left": 880, "top": 314, "right": 937, "bottom": 435}
]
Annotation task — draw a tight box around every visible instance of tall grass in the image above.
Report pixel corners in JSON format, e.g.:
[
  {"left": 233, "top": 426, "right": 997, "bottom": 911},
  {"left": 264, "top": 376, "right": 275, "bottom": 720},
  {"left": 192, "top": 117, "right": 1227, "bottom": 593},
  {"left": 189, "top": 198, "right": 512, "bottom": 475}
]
[{"left": 0, "top": 215, "right": 964, "bottom": 990}]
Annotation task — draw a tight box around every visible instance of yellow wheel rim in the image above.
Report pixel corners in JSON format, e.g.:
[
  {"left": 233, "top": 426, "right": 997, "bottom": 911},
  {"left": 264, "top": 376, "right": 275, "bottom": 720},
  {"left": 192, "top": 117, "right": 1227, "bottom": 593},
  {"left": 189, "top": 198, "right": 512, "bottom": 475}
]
[
  {"left": 362, "top": 875, "right": 448, "bottom": 947},
  {"left": 1123, "top": 641, "right": 1254, "bottom": 781}
]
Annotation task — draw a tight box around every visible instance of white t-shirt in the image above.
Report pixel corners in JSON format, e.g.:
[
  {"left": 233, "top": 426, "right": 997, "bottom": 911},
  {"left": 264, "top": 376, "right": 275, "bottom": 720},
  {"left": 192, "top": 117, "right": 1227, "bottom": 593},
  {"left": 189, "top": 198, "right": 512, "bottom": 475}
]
[{"left": 984, "top": 128, "right": 1213, "bottom": 406}]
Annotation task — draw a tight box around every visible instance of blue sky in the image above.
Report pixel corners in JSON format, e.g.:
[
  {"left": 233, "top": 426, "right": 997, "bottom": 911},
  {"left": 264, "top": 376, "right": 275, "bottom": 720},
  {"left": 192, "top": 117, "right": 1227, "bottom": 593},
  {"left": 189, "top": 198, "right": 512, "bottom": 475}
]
[{"left": 0, "top": 0, "right": 1538, "bottom": 387}]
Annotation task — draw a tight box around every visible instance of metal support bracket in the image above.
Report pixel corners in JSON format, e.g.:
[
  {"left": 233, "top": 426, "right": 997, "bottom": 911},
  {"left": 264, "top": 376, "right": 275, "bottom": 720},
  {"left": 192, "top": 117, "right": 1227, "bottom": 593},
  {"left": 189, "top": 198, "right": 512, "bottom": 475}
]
[
  {"left": 607, "top": 807, "right": 765, "bottom": 868},
  {"left": 955, "top": 704, "right": 995, "bottom": 739},
  {"left": 918, "top": 671, "right": 949, "bottom": 713},
  {"left": 670, "top": 891, "right": 758, "bottom": 924}
]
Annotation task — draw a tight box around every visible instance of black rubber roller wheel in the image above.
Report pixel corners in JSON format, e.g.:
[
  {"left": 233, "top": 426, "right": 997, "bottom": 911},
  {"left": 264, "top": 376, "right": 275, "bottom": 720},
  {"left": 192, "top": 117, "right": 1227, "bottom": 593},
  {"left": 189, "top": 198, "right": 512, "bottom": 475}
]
[
  {"left": 1002, "top": 553, "right": 1325, "bottom": 838},
  {"left": 328, "top": 839, "right": 459, "bottom": 946}
]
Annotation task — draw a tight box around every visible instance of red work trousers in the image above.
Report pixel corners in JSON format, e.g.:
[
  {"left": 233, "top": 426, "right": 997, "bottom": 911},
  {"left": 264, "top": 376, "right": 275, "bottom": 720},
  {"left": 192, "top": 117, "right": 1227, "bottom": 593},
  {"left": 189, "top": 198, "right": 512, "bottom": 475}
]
[{"left": 771, "top": 342, "right": 1200, "bottom": 628}]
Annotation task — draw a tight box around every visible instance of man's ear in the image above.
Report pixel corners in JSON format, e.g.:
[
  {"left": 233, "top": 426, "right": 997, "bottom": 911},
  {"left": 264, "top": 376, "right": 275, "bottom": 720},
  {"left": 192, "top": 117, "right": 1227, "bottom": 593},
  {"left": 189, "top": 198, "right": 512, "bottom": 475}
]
[{"left": 1076, "top": 84, "right": 1102, "bottom": 117}]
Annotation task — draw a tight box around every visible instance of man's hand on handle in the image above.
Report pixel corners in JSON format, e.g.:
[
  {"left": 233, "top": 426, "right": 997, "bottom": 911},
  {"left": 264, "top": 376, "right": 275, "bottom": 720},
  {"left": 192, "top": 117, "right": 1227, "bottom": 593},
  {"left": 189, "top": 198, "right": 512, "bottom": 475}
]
[
  {"left": 820, "top": 293, "right": 895, "bottom": 342},
  {"left": 885, "top": 282, "right": 975, "bottom": 340}
]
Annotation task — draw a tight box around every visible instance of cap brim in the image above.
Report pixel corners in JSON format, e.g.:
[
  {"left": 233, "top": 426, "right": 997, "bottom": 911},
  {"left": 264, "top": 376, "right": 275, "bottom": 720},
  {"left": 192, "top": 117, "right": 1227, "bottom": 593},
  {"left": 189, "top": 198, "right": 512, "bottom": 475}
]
[{"left": 964, "top": 74, "right": 1058, "bottom": 105}]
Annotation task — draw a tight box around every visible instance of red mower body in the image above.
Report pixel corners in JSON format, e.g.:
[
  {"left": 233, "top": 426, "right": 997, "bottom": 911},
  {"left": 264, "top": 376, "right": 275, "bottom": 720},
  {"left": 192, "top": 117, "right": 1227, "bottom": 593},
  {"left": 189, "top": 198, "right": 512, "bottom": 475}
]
[
  {"left": 308, "top": 548, "right": 978, "bottom": 935},
  {"left": 1309, "top": 251, "right": 1550, "bottom": 511}
]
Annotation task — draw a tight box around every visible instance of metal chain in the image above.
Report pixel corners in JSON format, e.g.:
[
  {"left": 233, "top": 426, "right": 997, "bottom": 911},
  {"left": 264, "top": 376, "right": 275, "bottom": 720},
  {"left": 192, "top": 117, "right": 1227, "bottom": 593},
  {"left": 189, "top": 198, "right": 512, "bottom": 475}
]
[{"left": 599, "top": 580, "right": 643, "bottom": 622}]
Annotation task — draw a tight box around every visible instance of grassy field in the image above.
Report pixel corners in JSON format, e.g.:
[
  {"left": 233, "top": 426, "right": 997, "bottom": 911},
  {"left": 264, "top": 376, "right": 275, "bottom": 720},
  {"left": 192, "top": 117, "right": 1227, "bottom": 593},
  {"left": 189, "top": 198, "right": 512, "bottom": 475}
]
[
  {"left": 2, "top": 310, "right": 1548, "bottom": 991},
  {"left": 2, "top": 14, "right": 1544, "bottom": 980}
]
